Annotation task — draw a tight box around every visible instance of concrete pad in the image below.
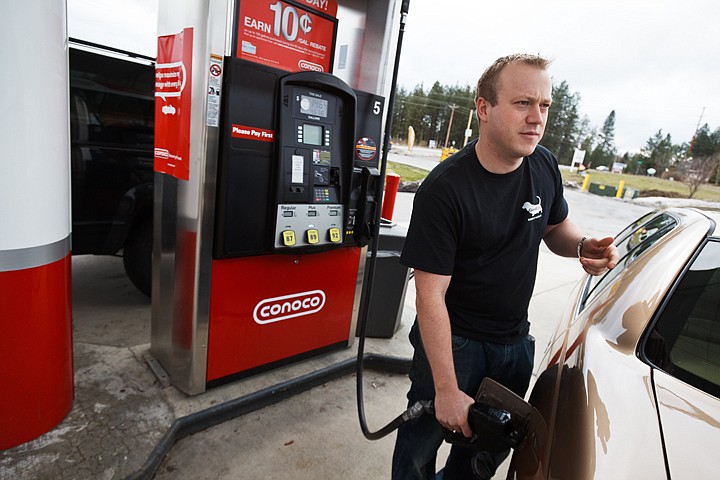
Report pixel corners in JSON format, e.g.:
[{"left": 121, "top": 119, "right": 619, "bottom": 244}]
[{"left": 0, "top": 186, "right": 658, "bottom": 480}]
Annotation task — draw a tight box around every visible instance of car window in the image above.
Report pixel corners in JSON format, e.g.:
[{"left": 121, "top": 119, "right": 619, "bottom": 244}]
[
  {"left": 69, "top": 48, "right": 154, "bottom": 146},
  {"left": 580, "top": 212, "right": 678, "bottom": 310},
  {"left": 645, "top": 239, "right": 720, "bottom": 398}
]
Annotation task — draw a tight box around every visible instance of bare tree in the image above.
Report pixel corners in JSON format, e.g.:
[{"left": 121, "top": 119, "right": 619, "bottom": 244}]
[{"left": 678, "top": 154, "right": 720, "bottom": 198}]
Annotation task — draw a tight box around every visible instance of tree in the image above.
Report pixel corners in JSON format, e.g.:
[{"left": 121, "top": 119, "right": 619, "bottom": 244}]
[
  {"left": 689, "top": 124, "right": 720, "bottom": 185},
  {"left": 401, "top": 84, "right": 431, "bottom": 143},
  {"left": 586, "top": 111, "right": 618, "bottom": 168},
  {"left": 443, "top": 84, "right": 475, "bottom": 147},
  {"left": 391, "top": 82, "right": 474, "bottom": 147},
  {"left": 391, "top": 86, "right": 410, "bottom": 142},
  {"left": 426, "top": 82, "right": 448, "bottom": 145},
  {"left": 625, "top": 151, "right": 647, "bottom": 175},
  {"left": 543, "top": 81, "right": 583, "bottom": 164},
  {"left": 676, "top": 155, "right": 718, "bottom": 198},
  {"left": 641, "top": 130, "right": 676, "bottom": 177}
]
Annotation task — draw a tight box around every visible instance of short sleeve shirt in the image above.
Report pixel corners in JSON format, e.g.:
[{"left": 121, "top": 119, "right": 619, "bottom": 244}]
[{"left": 400, "top": 141, "right": 568, "bottom": 342}]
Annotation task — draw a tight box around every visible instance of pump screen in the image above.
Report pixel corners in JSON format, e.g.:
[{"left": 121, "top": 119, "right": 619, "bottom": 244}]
[
  {"left": 299, "top": 95, "right": 328, "bottom": 118},
  {"left": 303, "top": 124, "right": 323, "bottom": 145}
]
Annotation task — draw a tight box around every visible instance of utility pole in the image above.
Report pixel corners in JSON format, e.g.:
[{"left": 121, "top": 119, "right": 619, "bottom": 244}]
[
  {"left": 444, "top": 104, "right": 458, "bottom": 148},
  {"left": 463, "top": 109, "right": 474, "bottom": 147},
  {"left": 689, "top": 106, "right": 706, "bottom": 153},
  {"left": 695, "top": 106, "right": 706, "bottom": 134}
]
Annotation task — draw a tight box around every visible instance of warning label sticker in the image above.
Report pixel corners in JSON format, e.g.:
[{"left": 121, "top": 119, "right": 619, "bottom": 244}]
[{"left": 355, "top": 137, "right": 377, "bottom": 161}]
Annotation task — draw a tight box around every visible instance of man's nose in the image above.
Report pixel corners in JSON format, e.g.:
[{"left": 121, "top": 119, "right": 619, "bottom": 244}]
[{"left": 527, "top": 105, "right": 543, "bottom": 124}]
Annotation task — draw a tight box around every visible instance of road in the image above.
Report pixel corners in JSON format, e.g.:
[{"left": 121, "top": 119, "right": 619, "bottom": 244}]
[{"left": 387, "top": 144, "right": 443, "bottom": 172}]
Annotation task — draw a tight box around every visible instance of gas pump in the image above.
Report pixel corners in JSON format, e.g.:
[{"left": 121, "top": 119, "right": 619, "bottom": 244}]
[
  {"left": 151, "top": 0, "right": 387, "bottom": 394},
  {"left": 207, "top": 58, "right": 384, "bottom": 386}
]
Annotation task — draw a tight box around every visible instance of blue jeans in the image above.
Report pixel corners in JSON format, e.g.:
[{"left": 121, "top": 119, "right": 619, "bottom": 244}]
[{"left": 391, "top": 321, "right": 535, "bottom": 480}]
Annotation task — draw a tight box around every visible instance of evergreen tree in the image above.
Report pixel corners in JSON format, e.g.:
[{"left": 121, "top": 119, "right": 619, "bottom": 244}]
[
  {"left": 427, "top": 82, "right": 447, "bottom": 145},
  {"left": 444, "top": 84, "right": 475, "bottom": 147},
  {"left": 688, "top": 124, "right": 720, "bottom": 185},
  {"left": 641, "top": 130, "right": 676, "bottom": 177},
  {"left": 403, "top": 84, "right": 430, "bottom": 143},
  {"left": 592, "top": 110, "right": 618, "bottom": 167},
  {"left": 391, "top": 79, "right": 716, "bottom": 168},
  {"left": 543, "top": 81, "right": 582, "bottom": 164},
  {"left": 391, "top": 86, "right": 409, "bottom": 142}
]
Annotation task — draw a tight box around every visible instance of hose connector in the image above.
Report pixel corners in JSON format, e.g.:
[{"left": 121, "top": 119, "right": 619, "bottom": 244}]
[{"left": 402, "top": 400, "right": 434, "bottom": 421}]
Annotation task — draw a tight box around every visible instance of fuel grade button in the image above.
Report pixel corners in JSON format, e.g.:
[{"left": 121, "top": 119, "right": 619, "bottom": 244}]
[
  {"left": 306, "top": 229, "right": 320, "bottom": 244},
  {"left": 328, "top": 228, "right": 341, "bottom": 243},
  {"left": 282, "top": 230, "right": 296, "bottom": 246}
]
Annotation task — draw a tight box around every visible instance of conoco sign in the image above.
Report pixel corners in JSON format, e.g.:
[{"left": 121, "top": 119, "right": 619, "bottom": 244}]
[
  {"left": 253, "top": 290, "right": 326, "bottom": 324},
  {"left": 235, "top": 0, "right": 337, "bottom": 73}
]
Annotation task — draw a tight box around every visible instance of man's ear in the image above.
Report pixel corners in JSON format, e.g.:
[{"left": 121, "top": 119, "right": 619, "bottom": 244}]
[{"left": 475, "top": 97, "right": 490, "bottom": 123}]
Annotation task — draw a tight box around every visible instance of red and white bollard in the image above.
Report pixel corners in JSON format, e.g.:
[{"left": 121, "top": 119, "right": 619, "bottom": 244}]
[{"left": 0, "top": 1, "right": 73, "bottom": 449}]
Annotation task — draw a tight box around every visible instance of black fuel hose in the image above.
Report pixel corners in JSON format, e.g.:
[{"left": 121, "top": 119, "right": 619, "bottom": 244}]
[
  {"left": 355, "top": 0, "right": 415, "bottom": 441},
  {"left": 363, "top": 399, "right": 434, "bottom": 441}
]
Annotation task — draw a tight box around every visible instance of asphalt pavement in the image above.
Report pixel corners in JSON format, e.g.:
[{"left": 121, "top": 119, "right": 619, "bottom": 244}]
[{"left": 1, "top": 149, "right": 663, "bottom": 479}]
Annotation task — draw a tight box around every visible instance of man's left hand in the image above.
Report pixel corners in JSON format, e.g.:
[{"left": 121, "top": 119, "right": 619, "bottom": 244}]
[{"left": 580, "top": 236, "right": 618, "bottom": 276}]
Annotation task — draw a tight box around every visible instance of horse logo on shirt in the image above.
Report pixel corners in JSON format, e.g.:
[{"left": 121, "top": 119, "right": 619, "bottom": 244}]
[{"left": 522, "top": 196, "right": 543, "bottom": 220}]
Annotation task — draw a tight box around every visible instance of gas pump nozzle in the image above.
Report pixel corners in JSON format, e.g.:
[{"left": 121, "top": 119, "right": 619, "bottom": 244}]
[
  {"left": 437, "top": 378, "right": 540, "bottom": 454},
  {"left": 353, "top": 166, "right": 380, "bottom": 246},
  {"left": 441, "top": 399, "right": 525, "bottom": 453}
]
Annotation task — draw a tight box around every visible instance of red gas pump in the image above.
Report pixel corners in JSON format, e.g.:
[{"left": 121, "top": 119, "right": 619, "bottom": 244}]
[{"left": 151, "top": 0, "right": 387, "bottom": 394}]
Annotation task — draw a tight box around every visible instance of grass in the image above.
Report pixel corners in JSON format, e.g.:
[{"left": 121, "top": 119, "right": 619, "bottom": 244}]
[
  {"left": 387, "top": 161, "right": 429, "bottom": 182},
  {"left": 387, "top": 160, "right": 720, "bottom": 202},
  {"left": 561, "top": 169, "right": 720, "bottom": 202}
]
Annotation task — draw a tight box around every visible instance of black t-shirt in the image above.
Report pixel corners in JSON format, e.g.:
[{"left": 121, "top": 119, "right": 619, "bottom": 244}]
[{"left": 400, "top": 141, "right": 568, "bottom": 343}]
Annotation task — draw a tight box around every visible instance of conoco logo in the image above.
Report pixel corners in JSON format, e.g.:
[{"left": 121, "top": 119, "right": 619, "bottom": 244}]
[
  {"left": 253, "top": 290, "right": 326, "bottom": 324},
  {"left": 154, "top": 148, "right": 169, "bottom": 160},
  {"left": 298, "top": 60, "right": 324, "bottom": 72}
]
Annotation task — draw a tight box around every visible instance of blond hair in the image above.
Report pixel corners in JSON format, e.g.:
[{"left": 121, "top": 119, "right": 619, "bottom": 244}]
[{"left": 474, "top": 54, "right": 551, "bottom": 105}]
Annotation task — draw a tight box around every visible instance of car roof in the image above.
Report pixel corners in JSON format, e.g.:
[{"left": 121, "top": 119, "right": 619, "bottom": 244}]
[
  {"left": 575, "top": 207, "right": 713, "bottom": 350},
  {"left": 690, "top": 206, "right": 720, "bottom": 236}
]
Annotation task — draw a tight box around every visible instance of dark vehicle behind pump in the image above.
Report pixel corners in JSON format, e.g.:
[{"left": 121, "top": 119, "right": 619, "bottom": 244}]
[{"left": 69, "top": 45, "right": 155, "bottom": 296}]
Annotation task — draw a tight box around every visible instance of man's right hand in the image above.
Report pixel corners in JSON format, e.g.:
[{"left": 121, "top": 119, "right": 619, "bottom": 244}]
[
  {"left": 434, "top": 386, "right": 475, "bottom": 438},
  {"left": 413, "top": 270, "right": 475, "bottom": 437}
]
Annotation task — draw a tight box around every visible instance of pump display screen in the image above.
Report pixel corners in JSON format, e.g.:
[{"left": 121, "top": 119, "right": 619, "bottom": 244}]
[
  {"left": 300, "top": 95, "right": 328, "bottom": 118},
  {"left": 303, "top": 124, "right": 323, "bottom": 145}
]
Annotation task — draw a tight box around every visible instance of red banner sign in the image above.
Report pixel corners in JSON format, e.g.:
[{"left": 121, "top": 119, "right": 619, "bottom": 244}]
[
  {"left": 236, "top": 0, "right": 337, "bottom": 73},
  {"left": 231, "top": 124, "right": 276, "bottom": 142},
  {"left": 154, "top": 28, "right": 193, "bottom": 181}
]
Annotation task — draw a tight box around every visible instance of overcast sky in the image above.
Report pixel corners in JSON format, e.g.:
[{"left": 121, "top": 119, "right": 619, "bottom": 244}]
[
  {"left": 396, "top": 0, "right": 720, "bottom": 154},
  {"left": 68, "top": 0, "right": 719, "bottom": 154}
]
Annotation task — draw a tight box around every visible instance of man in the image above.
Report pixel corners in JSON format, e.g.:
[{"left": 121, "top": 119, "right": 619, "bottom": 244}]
[{"left": 391, "top": 54, "right": 619, "bottom": 479}]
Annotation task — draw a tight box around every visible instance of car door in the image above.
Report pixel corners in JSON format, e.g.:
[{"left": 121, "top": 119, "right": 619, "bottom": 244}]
[{"left": 645, "top": 239, "right": 720, "bottom": 479}]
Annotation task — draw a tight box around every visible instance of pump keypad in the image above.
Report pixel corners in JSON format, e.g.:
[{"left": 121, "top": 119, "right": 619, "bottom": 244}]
[{"left": 314, "top": 187, "right": 331, "bottom": 203}]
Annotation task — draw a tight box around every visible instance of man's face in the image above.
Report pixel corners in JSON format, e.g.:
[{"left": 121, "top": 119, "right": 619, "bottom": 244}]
[{"left": 477, "top": 63, "right": 552, "bottom": 161}]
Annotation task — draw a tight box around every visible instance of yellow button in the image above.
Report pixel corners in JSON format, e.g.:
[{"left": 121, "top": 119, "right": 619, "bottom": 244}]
[
  {"left": 282, "top": 230, "right": 296, "bottom": 246},
  {"left": 328, "top": 228, "right": 341, "bottom": 243},
  {"left": 307, "top": 229, "right": 320, "bottom": 244}
]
